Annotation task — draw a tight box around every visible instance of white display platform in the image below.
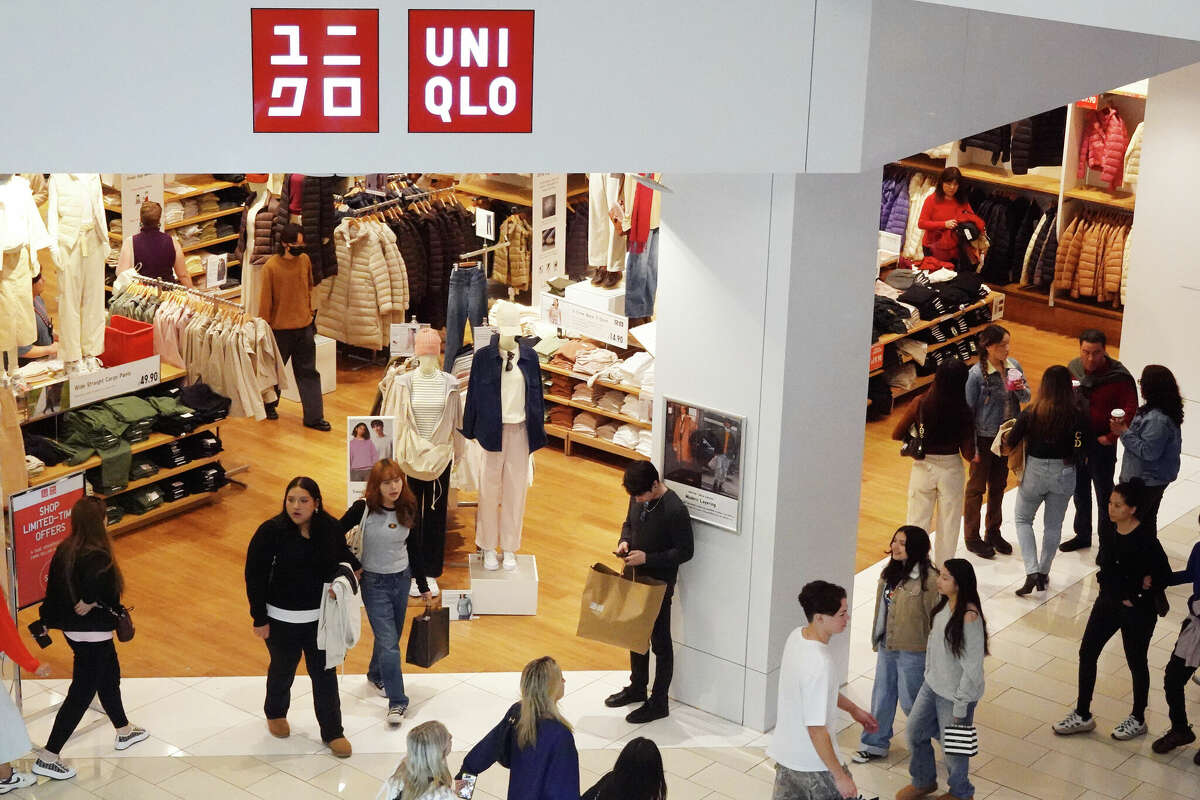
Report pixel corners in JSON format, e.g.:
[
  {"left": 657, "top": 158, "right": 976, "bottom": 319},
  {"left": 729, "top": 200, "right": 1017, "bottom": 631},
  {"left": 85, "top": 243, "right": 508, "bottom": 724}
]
[
  {"left": 565, "top": 280, "right": 625, "bottom": 316},
  {"left": 281, "top": 334, "right": 336, "bottom": 402},
  {"left": 468, "top": 553, "right": 539, "bottom": 615}
]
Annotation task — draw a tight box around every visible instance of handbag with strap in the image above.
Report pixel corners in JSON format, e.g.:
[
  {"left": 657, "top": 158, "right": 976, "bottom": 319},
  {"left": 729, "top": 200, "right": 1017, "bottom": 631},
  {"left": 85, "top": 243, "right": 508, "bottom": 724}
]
[
  {"left": 344, "top": 503, "right": 370, "bottom": 560},
  {"left": 900, "top": 403, "right": 926, "bottom": 460},
  {"left": 97, "top": 602, "right": 135, "bottom": 643},
  {"left": 396, "top": 423, "right": 454, "bottom": 481},
  {"left": 942, "top": 723, "right": 979, "bottom": 756},
  {"left": 406, "top": 605, "right": 450, "bottom": 668}
]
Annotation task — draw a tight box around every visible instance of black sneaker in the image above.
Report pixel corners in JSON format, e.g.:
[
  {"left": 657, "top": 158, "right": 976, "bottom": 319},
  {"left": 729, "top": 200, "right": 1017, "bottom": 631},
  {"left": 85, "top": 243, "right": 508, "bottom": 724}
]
[
  {"left": 32, "top": 758, "right": 76, "bottom": 780},
  {"left": 1059, "top": 536, "right": 1091, "bottom": 552},
  {"left": 965, "top": 538, "right": 995, "bottom": 559},
  {"left": 1152, "top": 726, "right": 1196, "bottom": 753},
  {"left": 114, "top": 726, "right": 149, "bottom": 751},
  {"left": 604, "top": 687, "right": 647, "bottom": 708},
  {"left": 625, "top": 702, "right": 669, "bottom": 724}
]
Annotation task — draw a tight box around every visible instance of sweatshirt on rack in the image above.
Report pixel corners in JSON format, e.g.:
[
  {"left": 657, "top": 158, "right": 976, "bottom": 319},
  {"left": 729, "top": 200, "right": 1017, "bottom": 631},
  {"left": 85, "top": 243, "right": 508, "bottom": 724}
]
[{"left": 259, "top": 252, "right": 315, "bottom": 330}]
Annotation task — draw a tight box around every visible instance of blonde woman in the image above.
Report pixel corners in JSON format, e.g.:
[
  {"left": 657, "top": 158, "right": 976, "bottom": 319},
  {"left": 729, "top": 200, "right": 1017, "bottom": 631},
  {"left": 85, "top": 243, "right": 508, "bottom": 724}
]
[
  {"left": 376, "top": 721, "right": 457, "bottom": 800},
  {"left": 459, "top": 656, "right": 580, "bottom": 800}
]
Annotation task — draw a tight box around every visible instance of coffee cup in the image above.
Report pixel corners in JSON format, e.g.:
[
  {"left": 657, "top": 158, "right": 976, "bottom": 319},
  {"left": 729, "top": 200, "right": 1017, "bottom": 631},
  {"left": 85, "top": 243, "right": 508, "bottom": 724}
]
[
  {"left": 1071, "top": 380, "right": 1081, "bottom": 390},
  {"left": 1111, "top": 408, "right": 1126, "bottom": 426},
  {"left": 1006, "top": 367, "right": 1023, "bottom": 391}
]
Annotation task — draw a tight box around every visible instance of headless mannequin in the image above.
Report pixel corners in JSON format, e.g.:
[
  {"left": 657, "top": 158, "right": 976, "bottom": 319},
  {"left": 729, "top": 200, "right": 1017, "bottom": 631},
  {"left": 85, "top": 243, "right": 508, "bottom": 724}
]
[
  {"left": 476, "top": 332, "right": 528, "bottom": 570},
  {"left": 0, "top": 174, "right": 57, "bottom": 375},
  {"left": 243, "top": 183, "right": 271, "bottom": 316},
  {"left": 404, "top": 349, "right": 454, "bottom": 596},
  {"left": 48, "top": 173, "right": 108, "bottom": 371}
]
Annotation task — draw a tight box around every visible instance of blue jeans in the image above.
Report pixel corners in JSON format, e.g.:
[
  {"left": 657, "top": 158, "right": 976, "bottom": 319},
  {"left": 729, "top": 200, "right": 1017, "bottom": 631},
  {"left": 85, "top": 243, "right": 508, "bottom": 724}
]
[
  {"left": 907, "top": 683, "right": 976, "bottom": 798},
  {"left": 1015, "top": 456, "right": 1075, "bottom": 576},
  {"left": 443, "top": 265, "right": 487, "bottom": 373},
  {"left": 860, "top": 647, "right": 926, "bottom": 755},
  {"left": 624, "top": 228, "right": 658, "bottom": 318},
  {"left": 362, "top": 570, "right": 412, "bottom": 707}
]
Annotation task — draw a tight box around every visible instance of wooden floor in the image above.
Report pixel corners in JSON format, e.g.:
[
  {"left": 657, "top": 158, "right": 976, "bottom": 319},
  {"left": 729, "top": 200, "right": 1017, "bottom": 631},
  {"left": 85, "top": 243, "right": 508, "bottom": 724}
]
[{"left": 17, "top": 321, "right": 1088, "bottom": 678}]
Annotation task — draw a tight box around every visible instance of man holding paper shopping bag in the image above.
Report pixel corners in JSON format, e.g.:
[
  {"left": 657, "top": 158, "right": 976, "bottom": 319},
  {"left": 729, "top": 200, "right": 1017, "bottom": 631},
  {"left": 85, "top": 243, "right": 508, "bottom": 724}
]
[{"left": 603, "top": 462, "right": 694, "bottom": 723}]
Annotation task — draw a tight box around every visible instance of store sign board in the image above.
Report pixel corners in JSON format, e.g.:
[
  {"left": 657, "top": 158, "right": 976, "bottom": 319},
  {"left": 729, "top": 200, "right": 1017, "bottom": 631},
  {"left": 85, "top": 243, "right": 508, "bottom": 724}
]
[
  {"left": 67, "top": 356, "right": 161, "bottom": 408},
  {"left": 1076, "top": 95, "right": 1099, "bottom": 110},
  {"left": 531, "top": 173, "right": 566, "bottom": 301},
  {"left": 475, "top": 207, "right": 496, "bottom": 240},
  {"left": 661, "top": 398, "right": 745, "bottom": 533},
  {"left": 408, "top": 10, "right": 535, "bottom": 133},
  {"left": 540, "top": 292, "right": 627, "bottom": 348},
  {"left": 869, "top": 342, "right": 884, "bottom": 372},
  {"left": 251, "top": 8, "right": 380, "bottom": 133},
  {"left": 389, "top": 322, "right": 418, "bottom": 357},
  {"left": 9, "top": 474, "right": 85, "bottom": 609}
]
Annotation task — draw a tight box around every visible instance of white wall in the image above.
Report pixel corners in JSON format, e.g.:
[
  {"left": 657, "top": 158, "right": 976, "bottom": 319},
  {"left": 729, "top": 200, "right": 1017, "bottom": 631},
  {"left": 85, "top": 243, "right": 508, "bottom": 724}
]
[
  {"left": 1113, "top": 61, "right": 1200, "bottom": 455},
  {"left": 918, "top": 0, "right": 1200, "bottom": 41}
]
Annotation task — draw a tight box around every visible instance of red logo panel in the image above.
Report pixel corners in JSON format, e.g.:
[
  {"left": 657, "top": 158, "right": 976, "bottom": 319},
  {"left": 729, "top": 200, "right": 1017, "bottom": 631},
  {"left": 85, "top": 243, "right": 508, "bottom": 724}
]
[
  {"left": 408, "top": 10, "right": 535, "bottom": 133},
  {"left": 251, "top": 8, "right": 379, "bottom": 133}
]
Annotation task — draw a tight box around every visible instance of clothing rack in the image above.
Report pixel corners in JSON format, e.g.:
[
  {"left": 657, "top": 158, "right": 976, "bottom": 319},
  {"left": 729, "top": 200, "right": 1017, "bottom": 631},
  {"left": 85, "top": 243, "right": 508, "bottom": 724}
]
[
  {"left": 130, "top": 275, "right": 245, "bottom": 310},
  {"left": 461, "top": 241, "right": 509, "bottom": 259}
]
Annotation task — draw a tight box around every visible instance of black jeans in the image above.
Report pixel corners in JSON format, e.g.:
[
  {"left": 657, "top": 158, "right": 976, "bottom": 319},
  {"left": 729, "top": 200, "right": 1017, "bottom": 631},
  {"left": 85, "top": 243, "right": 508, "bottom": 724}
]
[
  {"left": 1165, "top": 619, "right": 1199, "bottom": 732},
  {"left": 630, "top": 584, "right": 674, "bottom": 705},
  {"left": 1074, "top": 439, "right": 1117, "bottom": 549},
  {"left": 1076, "top": 596, "right": 1157, "bottom": 721},
  {"left": 264, "top": 619, "right": 343, "bottom": 742},
  {"left": 46, "top": 638, "right": 129, "bottom": 754},
  {"left": 410, "top": 465, "right": 451, "bottom": 579},
  {"left": 1138, "top": 483, "right": 1168, "bottom": 536},
  {"left": 270, "top": 323, "right": 324, "bottom": 425}
]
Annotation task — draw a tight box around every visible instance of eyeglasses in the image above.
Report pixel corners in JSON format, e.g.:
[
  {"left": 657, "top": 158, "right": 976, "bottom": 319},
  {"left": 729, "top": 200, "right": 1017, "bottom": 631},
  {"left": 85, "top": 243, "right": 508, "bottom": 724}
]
[{"left": 505, "top": 350, "right": 515, "bottom": 372}]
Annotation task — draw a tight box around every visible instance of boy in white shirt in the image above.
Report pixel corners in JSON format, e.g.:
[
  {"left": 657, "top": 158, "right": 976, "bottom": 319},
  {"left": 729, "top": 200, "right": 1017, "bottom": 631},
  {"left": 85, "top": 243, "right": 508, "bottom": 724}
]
[{"left": 770, "top": 581, "right": 878, "bottom": 800}]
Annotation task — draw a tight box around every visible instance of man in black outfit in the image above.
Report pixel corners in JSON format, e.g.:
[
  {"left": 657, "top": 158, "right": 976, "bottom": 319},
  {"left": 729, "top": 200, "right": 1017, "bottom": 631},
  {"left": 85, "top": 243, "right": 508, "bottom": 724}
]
[{"left": 604, "top": 462, "right": 695, "bottom": 723}]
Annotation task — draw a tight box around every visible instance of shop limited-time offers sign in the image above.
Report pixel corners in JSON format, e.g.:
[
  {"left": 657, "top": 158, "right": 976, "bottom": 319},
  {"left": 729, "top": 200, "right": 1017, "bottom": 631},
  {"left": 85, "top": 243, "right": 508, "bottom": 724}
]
[{"left": 250, "top": 8, "right": 535, "bottom": 133}]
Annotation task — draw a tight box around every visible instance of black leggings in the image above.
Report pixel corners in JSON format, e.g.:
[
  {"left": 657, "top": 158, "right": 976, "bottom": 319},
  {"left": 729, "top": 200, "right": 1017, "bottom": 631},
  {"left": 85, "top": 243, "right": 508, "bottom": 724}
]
[
  {"left": 1076, "top": 596, "right": 1157, "bottom": 722},
  {"left": 1165, "top": 617, "right": 1200, "bottom": 732},
  {"left": 45, "top": 638, "right": 129, "bottom": 754}
]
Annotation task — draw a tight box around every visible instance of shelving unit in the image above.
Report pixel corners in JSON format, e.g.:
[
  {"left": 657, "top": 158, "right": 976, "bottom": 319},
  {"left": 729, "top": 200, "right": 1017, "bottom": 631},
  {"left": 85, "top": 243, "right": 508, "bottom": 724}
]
[
  {"left": 108, "top": 491, "right": 220, "bottom": 537},
  {"left": 92, "top": 454, "right": 222, "bottom": 499},
  {"left": 454, "top": 174, "right": 588, "bottom": 206},
  {"left": 32, "top": 425, "right": 217, "bottom": 487},
  {"left": 539, "top": 357, "right": 652, "bottom": 462}
]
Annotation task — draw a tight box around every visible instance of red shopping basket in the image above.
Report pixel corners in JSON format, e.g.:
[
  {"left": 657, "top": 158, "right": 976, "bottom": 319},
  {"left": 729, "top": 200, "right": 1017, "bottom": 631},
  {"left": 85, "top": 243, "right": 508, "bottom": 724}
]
[{"left": 101, "top": 315, "right": 154, "bottom": 367}]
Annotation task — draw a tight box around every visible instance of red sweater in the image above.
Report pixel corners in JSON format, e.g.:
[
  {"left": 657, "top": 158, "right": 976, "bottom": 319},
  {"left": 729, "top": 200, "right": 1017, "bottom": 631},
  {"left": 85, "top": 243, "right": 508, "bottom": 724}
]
[
  {"left": 0, "top": 589, "right": 39, "bottom": 673},
  {"left": 918, "top": 194, "right": 985, "bottom": 260}
]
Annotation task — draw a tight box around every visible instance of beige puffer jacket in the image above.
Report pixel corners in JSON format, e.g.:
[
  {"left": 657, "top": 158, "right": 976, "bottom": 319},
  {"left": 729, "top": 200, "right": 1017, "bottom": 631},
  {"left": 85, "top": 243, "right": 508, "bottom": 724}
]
[
  {"left": 1053, "top": 216, "right": 1083, "bottom": 291},
  {"left": 1073, "top": 221, "right": 1104, "bottom": 298},
  {"left": 318, "top": 220, "right": 407, "bottom": 349},
  {"left": 901, "top": 173, "right": 937, "bottom": 261},
  {"left": 493, "top": 213, "right": 532, "bottom": 289},
  {"left": 1120, "top": 226, "right": 1133, "bottom": 306},
  {"left": 1123, "top": 122, "right": 1143, "bottom": 190},
  {"left": 1100, "top": 224, "right": 1127, "bottom": 303}
]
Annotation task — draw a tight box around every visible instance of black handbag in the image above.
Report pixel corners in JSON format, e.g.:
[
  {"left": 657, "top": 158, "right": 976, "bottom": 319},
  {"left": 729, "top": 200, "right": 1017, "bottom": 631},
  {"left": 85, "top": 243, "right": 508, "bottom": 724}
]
[
  {"left": 98, "top": 602, "right": 135, "bottom": 643},
  {"left": 900, "top": 404, "right": 926, "bottom": 460},
  {"left": 406, "top": 605, "right": 450, "bottom": 668}
]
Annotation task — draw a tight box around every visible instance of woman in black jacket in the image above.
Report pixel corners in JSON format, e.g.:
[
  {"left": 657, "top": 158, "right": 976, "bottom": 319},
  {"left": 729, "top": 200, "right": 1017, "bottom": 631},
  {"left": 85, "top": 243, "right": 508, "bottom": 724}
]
[
  {"left": 35, "top": 497, "right": 147, "bottom": 781},
  {"left": 245, "top": 476, "right": 360, "bottom": 758},
  {"left": 581, "top": 737, "right": 666, "bottom": 800}
]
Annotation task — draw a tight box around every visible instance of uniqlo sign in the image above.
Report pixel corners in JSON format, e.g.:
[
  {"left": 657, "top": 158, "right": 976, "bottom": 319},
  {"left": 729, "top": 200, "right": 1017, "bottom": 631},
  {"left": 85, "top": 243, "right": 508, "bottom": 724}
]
[
  {"left": 251, "top": 8, "right": 380, "bottom": 133},
  {"left": 408, "top": 10, "right": 535, "bottom": 133}
]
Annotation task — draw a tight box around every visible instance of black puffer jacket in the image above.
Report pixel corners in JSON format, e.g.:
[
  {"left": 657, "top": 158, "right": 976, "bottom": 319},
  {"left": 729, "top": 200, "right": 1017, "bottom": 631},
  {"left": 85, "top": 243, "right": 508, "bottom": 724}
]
[
  {"left": 391, "top": 215, "right": 428, "bottom": 308},
  {"left": 1011, "top": 107, "right": 1067, "bottom": 175},
  {"left": 415, "top": 212, "right": 446, "bottom": 326},
  {"left": 1009, "top": 199, "right": 1040, "bottom": 283},
  {"left": 1030, "top": 209, "right": 1058, "bottom": 287},
  {"left": 301, "top": 176, "right": 338, "bottom": 285},
  {"left": 960, "top": 124, "right": 1012, "bottom": 165}
]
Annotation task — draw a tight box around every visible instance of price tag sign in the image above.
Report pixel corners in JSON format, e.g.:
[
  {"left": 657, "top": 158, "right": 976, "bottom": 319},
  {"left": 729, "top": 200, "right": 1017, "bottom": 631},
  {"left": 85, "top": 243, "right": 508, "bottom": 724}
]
[
  {"left": 66, "top": 356, "right": 162, "bottom": 408},
  {"left": 390, "top": 322, "right": 418, "bottom": 357},
  {"left": 540, "top": 292, "right": 627, "bottom": 347},
  {"left": 475, "top": 207, "right": 496, "bottom": 241},
  {"left": 206, "top": 253, "right": 228, "bottom": 288},
  {"left": 869, "top": 342, "right": 884, "bottom": 372},
  {"left": 991, "top": 293, "right": 1005, "bottom": 321},
  {"left": 1076, "top": 95, "right": 1099, "bottom": 110}
]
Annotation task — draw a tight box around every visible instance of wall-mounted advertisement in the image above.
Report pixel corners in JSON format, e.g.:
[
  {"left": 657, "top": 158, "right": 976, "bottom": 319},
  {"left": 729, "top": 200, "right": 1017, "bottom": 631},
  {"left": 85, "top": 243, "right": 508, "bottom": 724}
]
[
  {"left": 347, "top": 416, "right": 395, "bottom": 504},
  {"left": 661, "top": 399, "right": 744, "bottom": 532}
]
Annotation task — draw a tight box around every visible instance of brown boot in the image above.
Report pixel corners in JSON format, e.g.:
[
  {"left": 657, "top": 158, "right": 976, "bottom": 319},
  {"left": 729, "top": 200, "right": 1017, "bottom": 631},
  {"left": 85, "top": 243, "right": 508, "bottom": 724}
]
[
  {"left": 935, "top": 793, "right": 973, "bottom": 800},
  {"left": 266, "top": 718, "right": 289, "bottom": 738},
  {"left": 603, "top": 270, "right": 623, "bottom": 288},
  {"left": 895, "top": 785, "right": 938, "bottom": 800},
  {"left": 590, "top": 268, "right": 606, "bottom": 286},
  {"left": 327, "top": 736, "right": 352, "bottom": 758}
]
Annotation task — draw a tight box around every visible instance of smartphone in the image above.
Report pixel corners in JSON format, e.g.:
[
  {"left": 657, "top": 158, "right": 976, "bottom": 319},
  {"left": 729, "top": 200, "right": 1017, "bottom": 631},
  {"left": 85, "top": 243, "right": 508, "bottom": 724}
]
[{"left": 457, "top": 773, "right": 477, "bottom": 799}]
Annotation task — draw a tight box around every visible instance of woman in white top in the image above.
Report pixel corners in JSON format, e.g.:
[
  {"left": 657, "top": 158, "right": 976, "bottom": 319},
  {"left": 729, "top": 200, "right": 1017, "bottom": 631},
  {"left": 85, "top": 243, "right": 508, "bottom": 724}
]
[{"left": 376, "top": 721, "right": 460, "bottom": 800}]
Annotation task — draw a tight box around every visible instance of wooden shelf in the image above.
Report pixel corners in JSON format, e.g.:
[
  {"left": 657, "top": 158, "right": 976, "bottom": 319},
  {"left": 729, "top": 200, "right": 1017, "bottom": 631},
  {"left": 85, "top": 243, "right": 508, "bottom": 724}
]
[
  {"left": 869, "top": 325, "right": 988, "bottom": 376},
  {"left": 100, "top": 176, "right": 244, "bottom": 210},
  {"left": 956, "top": 163, "right": 1061, "bottom": 196},
  {"left": 94, "top": 455, "right": 222, "bottom": 499},
  {"left": 544, "top": 422, "right": 571, "bottom": 440},
  {"left": 890, "top": 355, "right": 978, "bottom": 399},
  {"left": 569, "top": 432, "right": 649, "bottom": 461},
  {"left": 540, "top": 362, "right": 643, "bottom": 396},
  {"left": 1064, "top": 185, "right": 1136, "bottom": 211},
  {"left": 455, "top": 174, "right": 588, "bottom": 206},
  {"left": 544, "top": 394, "right": 651, "bottom": 430},
  {"left": 18, "top": 363, "right": 187, "bottom": 426},
  {"left": 875, "top": 293, "right": 996, "bottom": 348},
  {"left": 895, "top": 155, "right": 946, "bottom": 175},
  {"left": 107, "top": 490, "right": 220, "bottom": 537},
  {"left": 181, "top": 233, "right": 239, "bottom": 253},
  {"left": 166, "top": 206, "right": 244, "bottom": 230},
  {"left": 30, "top": 424, "right": 216, "bottom": 487}
]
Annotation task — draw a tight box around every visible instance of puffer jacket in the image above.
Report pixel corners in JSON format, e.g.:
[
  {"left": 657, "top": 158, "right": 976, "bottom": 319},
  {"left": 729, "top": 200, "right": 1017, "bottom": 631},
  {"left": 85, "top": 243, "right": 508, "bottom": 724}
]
[
  {"left": 1123, "top": 122, "right": 1143, "bottom": 190},
  {"left": 493, "top": 213, "right": 532, "bottom": 289},
  {"left": 1120, "top": 226, "right": 1133, "bottom": 305},
  {"left": 1101, "top": 224, "right": 1127, "bottom": 303},
  {"left": 414, "top": 211, "right": 446, "bottom": 328},
  {"left": 1031, "top": 209, "right": 1058, "bottom": 287},
  {"left": 1078, "top": 108, "right": 1129, "bottom": 189},
  {"left": 901, "top": 173, "right": 937, "bottom": 261},
  {"left": 390, "top": 215, "right": 428, "bottom": 308},
  {"left": 273, "top": 175, "right": 339, "bottom": 285},
  {"left": 1021, "top": 212, "right": 1048, "bottom": 284},
  {"left": 1009, "top": 199, "right": 1040, "bottom": 283},
  {"left": 1073, "top": 221, "right": 1105, "bottom": 298},
  {"left": 1053, "top": 216, "right": 1083, "bottom": 291},
  {"left": 960, "top": 125, "right": 1012, "bottom": 165},
  {"left": 884, "top": 174, "right": 910, "bottom": 237},
  {"left": 236, "top": 196, "right": 280, "bottom": 268},
  {"left": 317, "top": 220, "right": 406, "bottom": 349},
  {"left": 1011, "top": 107, "right": 1067, "bottom": 175}
]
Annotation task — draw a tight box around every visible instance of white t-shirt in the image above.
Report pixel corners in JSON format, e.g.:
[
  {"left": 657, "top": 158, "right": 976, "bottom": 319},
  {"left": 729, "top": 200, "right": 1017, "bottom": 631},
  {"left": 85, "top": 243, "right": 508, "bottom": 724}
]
[
  {"left": 768, "top": 627, "right": 840, "bottom": 772},
  {"left": 500, "top": 346, "right": 526, "bottom": 423}
]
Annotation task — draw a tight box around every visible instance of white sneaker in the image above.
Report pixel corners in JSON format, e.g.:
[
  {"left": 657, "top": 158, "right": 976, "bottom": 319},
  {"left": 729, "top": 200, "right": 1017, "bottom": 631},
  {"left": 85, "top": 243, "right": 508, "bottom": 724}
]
[
  {"left": 114, "top": 726, "right": 149, "bottom": 751},
  {"left": 483, "top": 550, "right": 500, "bottom": 570},
  {"left": 427, "top": 577, "right": 439, "bottom": 596},
  {"left": 409, "top": 581, "right": 421, "bottom": 598},
  {"left": 1052, "top": 711, "right": 1096, "bottom": 736},
  {"left": 33, "top": 758, "right": 76, "bottom": 780},
  {"left": 386, "top": 704, "right": 407, "bottom": 727},
  {"left": 1111, "top": 715, "right": 1148, "bottom": 741},
  {"left": 0, "top": 771, "right": 36, "bottom": 793},
  {"left": 502, "top": 551, "right": 517, "bottom": 571}
]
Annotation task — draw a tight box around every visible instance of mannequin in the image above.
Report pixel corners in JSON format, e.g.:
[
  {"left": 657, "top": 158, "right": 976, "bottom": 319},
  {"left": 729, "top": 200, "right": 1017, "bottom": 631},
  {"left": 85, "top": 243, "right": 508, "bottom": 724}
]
[
  {"left": 461, "top": 302, "right": 548, "bottom": 571},
  {"left": 0, "top": 175, "right": 57, "bottom": 375},
  {"left": 622, "top": 173, "right": 662, "bottom": 324},
  {"left": 587, "top": 173, "right": 625, "bottom": 288},
  {"left": 47, "top": 174, "right": 108, "bottom": 373},
  {"left": 395, "top": 327, "right": 464, "bottom": 596}
]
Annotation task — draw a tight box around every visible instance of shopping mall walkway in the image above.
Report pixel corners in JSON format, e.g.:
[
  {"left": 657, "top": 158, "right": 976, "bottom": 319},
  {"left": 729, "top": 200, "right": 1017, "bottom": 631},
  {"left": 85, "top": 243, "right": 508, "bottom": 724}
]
[{"left": 11, "top": 453, "right": 1200, "bottom": 799}]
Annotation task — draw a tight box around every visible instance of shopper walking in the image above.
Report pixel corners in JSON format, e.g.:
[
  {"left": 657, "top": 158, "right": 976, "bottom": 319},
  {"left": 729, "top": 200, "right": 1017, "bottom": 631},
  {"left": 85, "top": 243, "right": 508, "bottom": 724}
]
[
  {"left": 1004, "top": 365, "right": 1088, "bottom": 596},
  {"left": 770, "top": 581, "right": 877, "bottom": 800},
  {"left": 1052, "top": 478, "right": 1171, "bottom": 742},
  {"left": 917, "top": 167, "right": 986, "bottom": 267},
  {"left": 35, "top": 497, "right": 148, "bottom": 780},
  {"left": 375, "top": 721, "right": 458, "bottom": 800},
  {"left": 963, "top": 324, "right": 1029, "bottom": 558},
  {"left": 581, "top": 737, "right": 667, "bottom": 800},
  {"left": 897, "top": 558, "right": 988, "bottom": 800},
  {"left": 603, "top": 461, "right": 694, "bottom": 723},
  {"left": 0, "top": 586, "right": 51, "bottom": 792},
  {"left": 339, "top": 460, "right": 431, "bottom": 726},
  {"left": 245, "top": 476, "right": 359, "bottom": 758},
  {"left": 894, "top": 359, "right": 976, "bottom": 566},
  {"left": 259, "top": 222, "right": 331, "bottom": 431},
  {"left": 1151, "top": 517, "right": 1200, "bottom": 758},
  {"left": 1110, "top": 364, "right": 1184, "bottom": 535},
  {"left": 1060, "top": 329, "right": 1137, "bottom": 555},
  {"left": 853, "top": 526, "right": 939, "bottom": 764},
  {"left": 460, "top": 656, "right": 580, "bottom": 800}
]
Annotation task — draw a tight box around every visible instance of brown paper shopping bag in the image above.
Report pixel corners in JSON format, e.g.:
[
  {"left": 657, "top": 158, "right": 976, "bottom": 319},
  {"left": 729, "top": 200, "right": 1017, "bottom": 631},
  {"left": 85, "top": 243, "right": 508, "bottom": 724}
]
[{"left": 576, "top": 563, "right": 667, "bottom": 655}]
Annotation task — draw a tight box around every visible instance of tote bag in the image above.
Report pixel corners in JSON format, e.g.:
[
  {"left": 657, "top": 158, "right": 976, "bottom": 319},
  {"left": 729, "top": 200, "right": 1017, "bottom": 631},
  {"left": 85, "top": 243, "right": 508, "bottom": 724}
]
[
  {"left": 406, "top": 605, "right": 450, "bottom": 668},
  {"left": 576, "top": 563, "right": 666, "bottom": 655}
]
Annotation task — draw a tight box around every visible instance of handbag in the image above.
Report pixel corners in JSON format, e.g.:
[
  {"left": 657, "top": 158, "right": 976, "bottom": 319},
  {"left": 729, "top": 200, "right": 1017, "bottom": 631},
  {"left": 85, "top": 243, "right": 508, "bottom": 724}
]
[
  {"left": 406, "top": 605, "right": 450, "bottom": 668},
  {"left": 900, "top": 404, "right": 925, "bottom": 460},
  {"left": 942, "top": 723, "right": 979, "bottom": 756},
  {"left": 97, "top": 602, "right": 135, "bottom": 643},
  {"left": 396, "top": 424, "right": 454, "bottom": 481},
  {"left": 345, "top": 503, "right": 370, "bottom": 560}
]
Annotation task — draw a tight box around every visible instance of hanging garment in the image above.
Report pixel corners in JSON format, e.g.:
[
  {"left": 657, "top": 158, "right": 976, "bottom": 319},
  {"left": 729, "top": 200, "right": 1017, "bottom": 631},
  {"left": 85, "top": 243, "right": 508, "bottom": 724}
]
[
  {"left": 317, "top": 219, "right": 409, "bottom": 349},
  {"left": 492, "top": 213, "right": 532, "bottom": 289},
  {"left": 0, "top": 176, "right": 53, "bottom": 361},
  {"left": 901, "top": 173, "right": 937, "bottom": 262},
  {"left": 959, "top": 125, "right": 1012, "bottom": 165},
  {"left": 1078, "top": 107, "right": 1129, "bottom": 189},
  {"left": 1010, "top": 107, "right": 1067, "bottom": 175},
  {"left": 1123, "top": 121, "right": 1144, "bottom": 190}
]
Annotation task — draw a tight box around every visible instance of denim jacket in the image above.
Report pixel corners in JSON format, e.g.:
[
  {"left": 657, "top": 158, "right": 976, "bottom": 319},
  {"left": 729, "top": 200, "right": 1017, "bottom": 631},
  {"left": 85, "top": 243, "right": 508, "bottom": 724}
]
[
  {"left": 965, "top": 357, "right": 1030, "bottom": 437},
  {"left": 461, "top": 336, "right": 547, "bottom": 453},
  {"left": 1119, "top": 408, "right": 1182, "bottom": 486}
]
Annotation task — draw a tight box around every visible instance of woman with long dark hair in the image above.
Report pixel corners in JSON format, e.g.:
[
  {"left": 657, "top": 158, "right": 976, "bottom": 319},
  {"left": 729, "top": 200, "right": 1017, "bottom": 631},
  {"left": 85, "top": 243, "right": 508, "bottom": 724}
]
[
  {"left": 916, "top": 167, "right": 986, "bottom": 267},
  {"left": 581, "top": 737, "right": 667, "bottom": 800},
  {"left": 340, "top": 460, "right": 430, "bottom": 726},
  {"left": 1004, "top": 365, "right": 1088, "bottom": 595},
  {"left": 853, "top": 526, "right": 939, "bottom": 764},
  {"left": 1110, "top": 364, "right": 1184, "bottom": 534},
  {"left": 245, "top": 476, "right": 359, "bottom": 758},
  {"left": 898, "top": 558, "right": 988, "bottom": 800},
  {"left": 893, "top": 359, "right": 977, "bottom": 566},
  {"left": 35, "top": 497, "right": 148, "bottom": 781},
  {"left": 1053, "top": 478, "right": 1171, "bottom": 742}
]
